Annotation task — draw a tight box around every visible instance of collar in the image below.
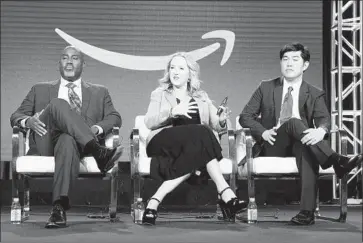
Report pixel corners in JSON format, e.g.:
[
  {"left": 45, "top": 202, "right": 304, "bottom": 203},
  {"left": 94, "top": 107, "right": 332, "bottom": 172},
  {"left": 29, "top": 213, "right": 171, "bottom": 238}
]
[
  {"left": 60, "top": 77, "right": 82, "bottom": 88},
  {"left": 283, "top": 77, "right": 302, "bottom": 90}
]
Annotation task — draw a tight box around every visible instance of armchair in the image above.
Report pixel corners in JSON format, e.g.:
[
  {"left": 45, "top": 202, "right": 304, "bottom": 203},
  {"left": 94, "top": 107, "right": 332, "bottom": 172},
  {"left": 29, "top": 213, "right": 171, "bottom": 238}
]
[
  {"left": 129, "top": 115, "right": 238, "bottom": 221},
  {"left": 235, "top": 116, "right": 348, "bottom": 223},
  {"left": 11, "top": 126, "right": 122, "bottom": 222}
]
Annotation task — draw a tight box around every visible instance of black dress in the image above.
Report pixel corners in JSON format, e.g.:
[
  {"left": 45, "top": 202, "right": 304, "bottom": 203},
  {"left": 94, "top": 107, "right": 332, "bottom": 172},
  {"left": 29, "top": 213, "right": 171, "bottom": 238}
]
[{"left": 146, "top": 98, "right": 223, "bottom": 184}]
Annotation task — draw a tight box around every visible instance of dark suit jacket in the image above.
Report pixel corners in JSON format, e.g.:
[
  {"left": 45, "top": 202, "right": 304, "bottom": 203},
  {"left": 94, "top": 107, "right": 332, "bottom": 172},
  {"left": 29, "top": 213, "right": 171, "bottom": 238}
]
[
  {"left": 10, "top": 80, "right": 121, "bottom": 154},
  {"left": 239, "top": 77, "right": 330, "bottom": 156}
]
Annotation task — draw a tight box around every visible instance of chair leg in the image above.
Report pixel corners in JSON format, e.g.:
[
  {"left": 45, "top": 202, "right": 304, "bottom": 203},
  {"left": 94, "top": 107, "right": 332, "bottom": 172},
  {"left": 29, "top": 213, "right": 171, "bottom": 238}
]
[
  {"left": 108, "top": 164, "right": 119, "bottom": 222},
  {"left": 314, "top": 188, "right": 321, "bottom": 217},
  {"left": 131, "top": 174, "right": 142, "bottom": 223},
  {"left": 338, "top": 176, "right": 348, "bottom": 222},
  {"left": 216, "top": 193, "right": 224, "bottom": 220},
  {"left": 22, "top": 176, "right": 30, "bottom": 221}
]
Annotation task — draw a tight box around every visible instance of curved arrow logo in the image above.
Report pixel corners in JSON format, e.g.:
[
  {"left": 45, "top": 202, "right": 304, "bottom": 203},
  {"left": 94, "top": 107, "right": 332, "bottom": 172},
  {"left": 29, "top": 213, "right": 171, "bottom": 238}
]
[{"left": 55, "top": 28, "right": 235, "bottom": 71}]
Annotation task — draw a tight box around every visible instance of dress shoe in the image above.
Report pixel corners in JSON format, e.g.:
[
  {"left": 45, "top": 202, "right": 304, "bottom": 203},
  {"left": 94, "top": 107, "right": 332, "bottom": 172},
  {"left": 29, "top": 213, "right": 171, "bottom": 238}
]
[
  {"left": 142, "top": 198, "right": 160, "bottom": 226},
  {"left": 218, "top": 187, "right": 248, "bottom": 222},
  {"left": 45, "top": 204, "right": 67, "bottom": 228},
  {"left": 95, "top": 145, "right": 124, "bottom": 174},
  {"left": 84, "top": 139, "right": 124, "bottom": 174},
  {"left": 290, "top": 210, "right": 315, "bottom": 225},
  {"left": 142, "top": 208, "right": 158, "bottom": 226},
  {"left": 333, "top": 153, "right": 363, "bottom": 179}
]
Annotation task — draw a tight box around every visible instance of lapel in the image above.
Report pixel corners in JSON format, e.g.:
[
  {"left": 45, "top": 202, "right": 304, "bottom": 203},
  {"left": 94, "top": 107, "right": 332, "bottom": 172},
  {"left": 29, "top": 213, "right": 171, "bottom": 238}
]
[
  {"left": 299, "top": 81, "right": 309, "bottom": 114},
  {"left": 273, "top": 77, "right": 283, "bottom": 124},
  {"left": 81, "top": 81, "right": 91, "bottom": 116},
  {"left": 163, "top": 89, "right": 177, "bottom": 108},
  {"left": 49, "top": 80, "right": 60, "bottom": 102}
]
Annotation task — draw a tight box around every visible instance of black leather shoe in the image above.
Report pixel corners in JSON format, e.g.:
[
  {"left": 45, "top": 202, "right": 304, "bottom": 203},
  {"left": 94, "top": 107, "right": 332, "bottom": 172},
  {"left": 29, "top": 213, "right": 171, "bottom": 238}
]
[
  {"left": 142, "top": 208, "right": 158, "bottom": 226},
  {"left": 333, "top": 154, "right": 363, "bottom": 179},
  {"left": 95, "top": 146, "right": 124, "bottom": 174},
  {"left": 142, "top": 198, "right": 160, "bottom": 226},
  {"left": 218, "top": 187, "right": 248, "bottom": 222},
  {"left": 218, "top": 198, "right": 248, "bottom": 222},
  {"left": 45, "top": 204, "right": 67, "bottom": 228},
  {"left": 290, "top": 210, "right": 315, "bottom": 225}
]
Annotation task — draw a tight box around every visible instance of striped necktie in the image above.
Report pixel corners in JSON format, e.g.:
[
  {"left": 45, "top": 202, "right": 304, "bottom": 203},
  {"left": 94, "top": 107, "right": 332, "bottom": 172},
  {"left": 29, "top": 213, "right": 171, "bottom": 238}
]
[
  {"left": 279, "top": 86, "right": 293, "bottom": 125},
  {"left": 66, "top": 83, "right": 82, "bottom": 114}
]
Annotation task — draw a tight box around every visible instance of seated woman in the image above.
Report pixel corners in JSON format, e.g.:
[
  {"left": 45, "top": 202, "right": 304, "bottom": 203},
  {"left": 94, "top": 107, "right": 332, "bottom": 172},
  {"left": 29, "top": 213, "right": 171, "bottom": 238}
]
[{"left": 142, "top": 52, "right": 247, "bottom": 225}]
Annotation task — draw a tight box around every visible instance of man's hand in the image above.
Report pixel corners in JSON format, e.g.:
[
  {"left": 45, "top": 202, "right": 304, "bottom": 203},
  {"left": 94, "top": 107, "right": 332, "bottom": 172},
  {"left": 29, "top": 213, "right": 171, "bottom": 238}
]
[
  {"left": 262, "top": 128, "right": 277, "bottom": 145},
  {"left": 91, "top": 125, "right": 99, "bottom": 135},
  {"left": 301, "top": 128, "right": 326, "bottom": 145},
  {"left": 26, "top": 110, "right": 47, "bottom": 136}
]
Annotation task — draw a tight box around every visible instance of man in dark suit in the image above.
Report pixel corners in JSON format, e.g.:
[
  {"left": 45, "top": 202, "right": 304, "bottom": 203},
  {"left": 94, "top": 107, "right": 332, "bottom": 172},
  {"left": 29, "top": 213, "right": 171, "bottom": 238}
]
[
  {"left": 240, "top": 42, "right": 362, "bottom": 225},
  {"left": 10, "top": 46, "right": 123, "bottom": 228}
]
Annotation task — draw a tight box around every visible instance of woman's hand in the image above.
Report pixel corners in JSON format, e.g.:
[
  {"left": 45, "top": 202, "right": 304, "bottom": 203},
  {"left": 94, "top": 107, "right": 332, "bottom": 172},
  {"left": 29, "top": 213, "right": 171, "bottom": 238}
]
[
  {"left": 218, "top": 106, "right": 231, "bottom": 127},
  {"left": 171, "top": 101, "right": 198, "bottom": 119}
]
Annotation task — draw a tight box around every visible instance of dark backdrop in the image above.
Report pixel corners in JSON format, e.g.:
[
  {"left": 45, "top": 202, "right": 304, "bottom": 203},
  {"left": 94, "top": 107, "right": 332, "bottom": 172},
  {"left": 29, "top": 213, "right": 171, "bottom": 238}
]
[{"left": 1, "top": 1, "right": 324, "bottom": 162}]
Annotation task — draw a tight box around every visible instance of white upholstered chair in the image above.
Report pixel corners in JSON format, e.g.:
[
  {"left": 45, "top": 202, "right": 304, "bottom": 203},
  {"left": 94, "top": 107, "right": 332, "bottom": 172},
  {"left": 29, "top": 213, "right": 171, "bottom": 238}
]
[
  {"left": 129, "top": 115, "right": 238, "bottom": 220},
  {"left": 235, "top": 116, "right": 348, "bottom": 223},
  {"left": 11, "top": 126, "right": 121, "bottom": 222}
]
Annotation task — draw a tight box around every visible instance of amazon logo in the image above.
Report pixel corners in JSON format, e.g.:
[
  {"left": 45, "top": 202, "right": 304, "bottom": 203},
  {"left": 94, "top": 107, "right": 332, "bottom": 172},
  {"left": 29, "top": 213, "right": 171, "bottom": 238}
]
[{"left": 55, "top": 28, "right": 235, "bottom": 71}]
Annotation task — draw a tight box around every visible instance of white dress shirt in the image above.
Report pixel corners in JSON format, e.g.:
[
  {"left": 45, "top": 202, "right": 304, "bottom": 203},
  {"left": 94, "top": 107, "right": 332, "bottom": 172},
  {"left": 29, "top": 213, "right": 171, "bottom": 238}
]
[
  {"left": 58, "top": 77, "right": 83, "bottom": 105},
  {"left": 276, "top": 78, "right": 302, "bottom": 127},
  {"left": 21, "top": 77, "right": 103, "bottom": 135}
]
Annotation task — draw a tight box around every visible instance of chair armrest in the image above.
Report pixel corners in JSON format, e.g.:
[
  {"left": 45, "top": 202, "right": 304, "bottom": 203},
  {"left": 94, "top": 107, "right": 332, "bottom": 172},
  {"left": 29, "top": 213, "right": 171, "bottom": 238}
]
[
  {"left": 104, "top": 127, "right": 121, "bottom": 175},
  {"left": 226, "top": 126, "right": 238, "bottom": 177},
  {"left": 105, "top": 127, "right": 120, "bottom": 148},
  {"left": 235, "top": 128, "right": 255, "bottom": 179},
  {"left": 234, "top": 128, "right": 254, "bottom": 166},
  {"left": 329, "top": 129, "right": 348, "bottom": 156},
  {"left": 130, "top": 128, "right": 140, "bottom": 178},
  {"left": 12, "top": 126, "right": 28, "bottom": 179}
]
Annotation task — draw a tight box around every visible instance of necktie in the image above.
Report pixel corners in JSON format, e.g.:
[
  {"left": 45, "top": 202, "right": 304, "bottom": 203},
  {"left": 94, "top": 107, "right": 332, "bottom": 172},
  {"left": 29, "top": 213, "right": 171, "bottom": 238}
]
[
  {"left": 66, "top": 83, "right": 82, "bottom": 114},
  {"left": 279, "top": 86, "right": 293, "bottom": 125}
]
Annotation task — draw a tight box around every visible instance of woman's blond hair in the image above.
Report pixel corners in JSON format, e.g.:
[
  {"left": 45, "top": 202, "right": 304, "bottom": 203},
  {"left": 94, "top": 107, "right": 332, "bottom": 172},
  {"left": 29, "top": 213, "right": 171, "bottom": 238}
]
[{"left": 159, "top": 52, "right": 202, "bottom": 96}]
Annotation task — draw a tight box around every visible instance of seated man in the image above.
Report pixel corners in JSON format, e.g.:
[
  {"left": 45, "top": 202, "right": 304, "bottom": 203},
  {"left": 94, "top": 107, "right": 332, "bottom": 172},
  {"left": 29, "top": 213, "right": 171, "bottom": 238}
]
[
  {"left": 10, "top": 46, "right": 123, "bottom": 228},
  {"left": 239, "top": 42, "right": 362, "bottom": 225}
]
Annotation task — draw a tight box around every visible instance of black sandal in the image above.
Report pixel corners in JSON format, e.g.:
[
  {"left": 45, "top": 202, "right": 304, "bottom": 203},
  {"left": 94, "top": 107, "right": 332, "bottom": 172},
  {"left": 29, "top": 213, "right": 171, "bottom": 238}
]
[
  {"left": 218, "top": 187, "right": 248, "bottom": 222},
  {"left": 142, "top": 198, "right": 160, "bottom": 225}
]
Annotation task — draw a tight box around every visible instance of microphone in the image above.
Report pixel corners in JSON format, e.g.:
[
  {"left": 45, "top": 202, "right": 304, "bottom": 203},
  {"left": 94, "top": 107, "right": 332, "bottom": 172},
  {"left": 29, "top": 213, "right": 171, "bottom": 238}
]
[{"left": 217, "top": 96, "right": 228, "bottom": 116}]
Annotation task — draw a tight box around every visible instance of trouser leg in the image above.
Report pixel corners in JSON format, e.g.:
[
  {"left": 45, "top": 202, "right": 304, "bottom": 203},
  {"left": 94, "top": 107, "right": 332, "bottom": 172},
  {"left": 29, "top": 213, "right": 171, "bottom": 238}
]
[{"left": 52, "top": 133, "right": 82, "bottom": 210}]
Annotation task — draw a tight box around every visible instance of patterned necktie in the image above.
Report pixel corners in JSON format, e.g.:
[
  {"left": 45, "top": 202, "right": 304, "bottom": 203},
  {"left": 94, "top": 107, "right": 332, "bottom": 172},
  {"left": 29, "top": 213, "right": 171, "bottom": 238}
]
[
  {"left": 279, "top": 86, "right": 293, "bottom": 125},
  {"left": 66, "top": 83, "right": 82, "bottom": 114}
]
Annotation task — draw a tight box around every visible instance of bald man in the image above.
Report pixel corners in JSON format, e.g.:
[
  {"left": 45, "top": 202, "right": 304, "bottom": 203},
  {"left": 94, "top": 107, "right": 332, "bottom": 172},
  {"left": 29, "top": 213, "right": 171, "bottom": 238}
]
[{"left": 10, "top": 46, "right": 123, "bottom": 228}]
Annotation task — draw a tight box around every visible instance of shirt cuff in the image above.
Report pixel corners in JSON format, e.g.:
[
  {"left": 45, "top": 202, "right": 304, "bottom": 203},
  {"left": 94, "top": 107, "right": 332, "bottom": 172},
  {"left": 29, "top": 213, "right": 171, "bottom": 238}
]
[
  {"left": 20, "top": 118, "right": 30, "bottom": 128},
  {"left": 318, "top": 126, "right": 329, "bottom": 134},
  {"left": 94, "top": 125, "right": 103, "bottom": 135}
]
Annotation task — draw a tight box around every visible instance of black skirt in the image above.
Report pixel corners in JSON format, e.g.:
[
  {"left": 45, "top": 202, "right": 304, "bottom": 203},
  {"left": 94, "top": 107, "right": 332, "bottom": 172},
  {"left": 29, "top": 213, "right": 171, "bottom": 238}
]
[{"left": 146, "top": 124, "right": 223, "bottom": 184}]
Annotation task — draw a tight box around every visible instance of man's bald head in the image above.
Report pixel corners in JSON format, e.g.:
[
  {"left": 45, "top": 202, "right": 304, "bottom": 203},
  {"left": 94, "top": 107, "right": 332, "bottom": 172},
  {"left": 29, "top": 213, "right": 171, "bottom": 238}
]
[{"left": 59, "top": 46, "right": 85, "bottom": 82}]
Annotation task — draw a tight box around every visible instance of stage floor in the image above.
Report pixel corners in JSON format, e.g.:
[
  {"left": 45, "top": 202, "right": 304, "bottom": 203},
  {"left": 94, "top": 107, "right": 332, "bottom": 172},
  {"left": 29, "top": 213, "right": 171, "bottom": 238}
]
[{"left": 1, "top": 205, "right": 362, "bottom": 243}]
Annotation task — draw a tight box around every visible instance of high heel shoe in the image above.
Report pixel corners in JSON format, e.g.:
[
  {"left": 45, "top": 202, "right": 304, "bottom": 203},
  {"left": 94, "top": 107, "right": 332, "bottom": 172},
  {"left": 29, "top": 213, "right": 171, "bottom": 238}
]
[
  {"left": 218, "top": 187, "right": 248, "bottom": 222},
  {"left": 142, "top": 198, "right": 160, "bottom": 225}
]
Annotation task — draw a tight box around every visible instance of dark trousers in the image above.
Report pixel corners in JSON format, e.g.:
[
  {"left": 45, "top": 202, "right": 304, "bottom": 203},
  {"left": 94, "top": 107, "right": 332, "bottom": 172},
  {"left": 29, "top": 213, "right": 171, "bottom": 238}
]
[
  {"left": 261, "top": 118, "right": 334, "bottom": 211},
  {"left": 29, "top": 98, "right": 95, "bottom": 209}
]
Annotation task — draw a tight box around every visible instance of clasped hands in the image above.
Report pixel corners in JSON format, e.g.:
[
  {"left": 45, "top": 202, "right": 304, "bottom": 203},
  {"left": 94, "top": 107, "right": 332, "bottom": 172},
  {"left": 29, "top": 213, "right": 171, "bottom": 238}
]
[{"left": 262, "top": 126, "right": 326, "bottom": 146}]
